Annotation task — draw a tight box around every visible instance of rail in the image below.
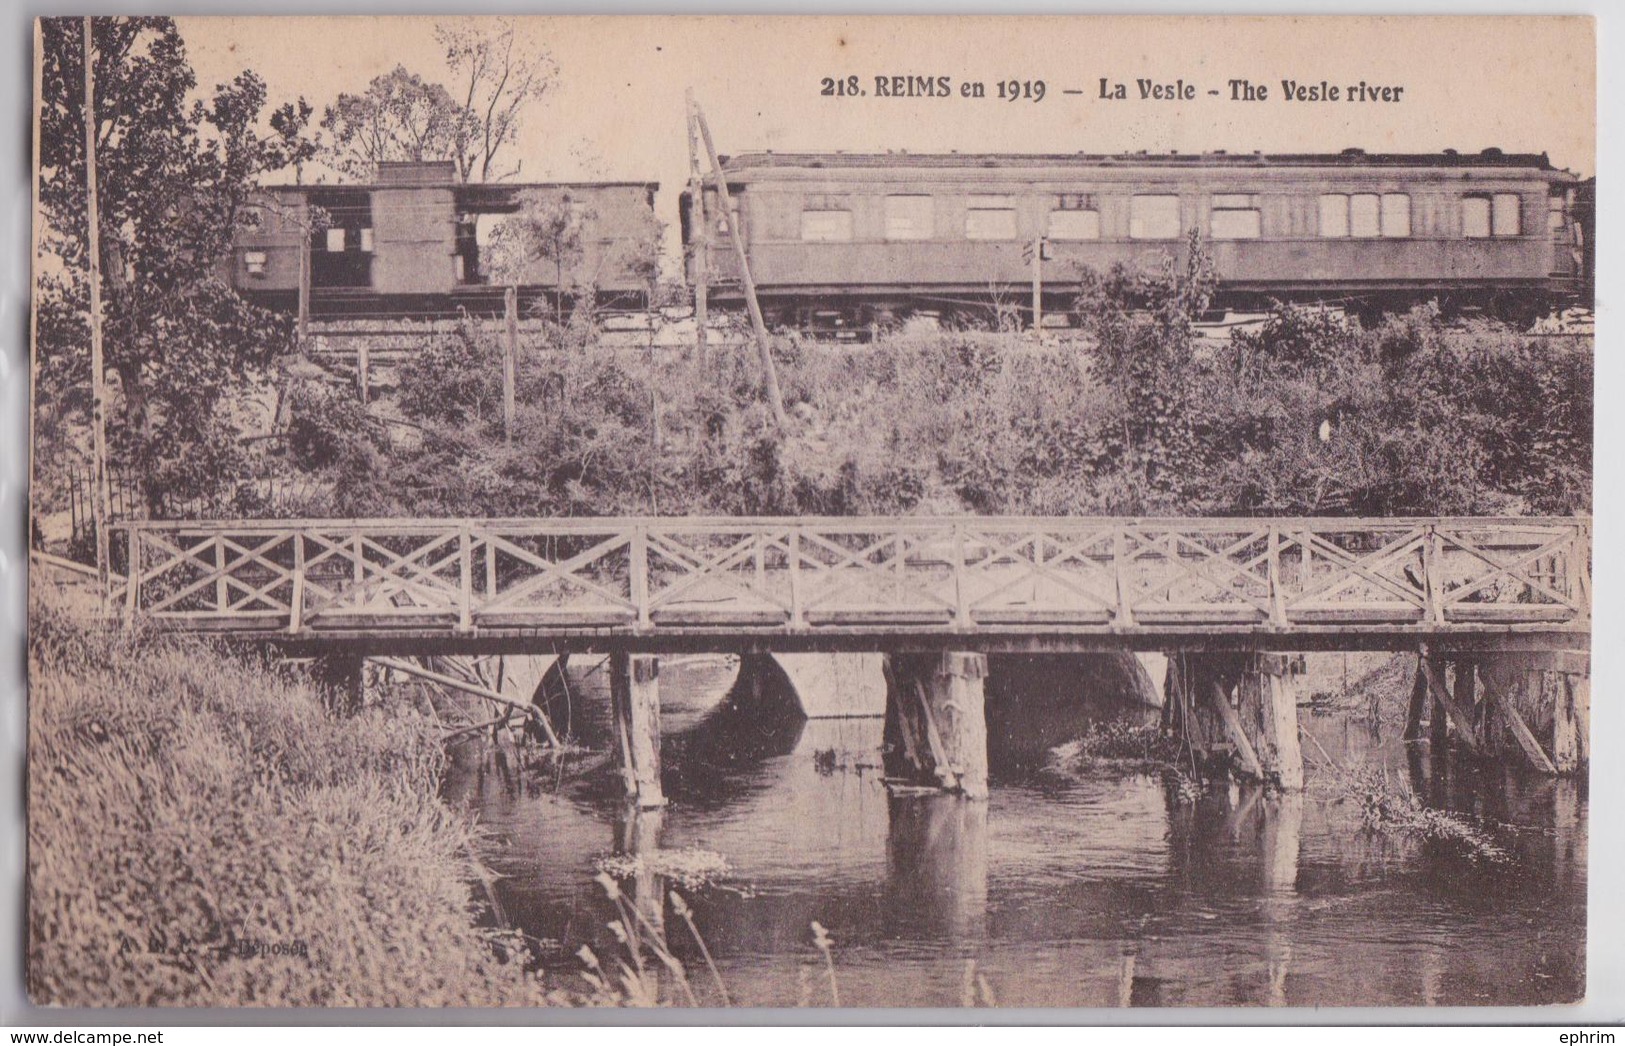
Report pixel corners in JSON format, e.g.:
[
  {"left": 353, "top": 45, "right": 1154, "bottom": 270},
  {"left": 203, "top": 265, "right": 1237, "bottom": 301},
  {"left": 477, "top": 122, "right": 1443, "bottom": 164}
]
[{"left": 106, "top": 516, "right": 1590, "bottom": 643}]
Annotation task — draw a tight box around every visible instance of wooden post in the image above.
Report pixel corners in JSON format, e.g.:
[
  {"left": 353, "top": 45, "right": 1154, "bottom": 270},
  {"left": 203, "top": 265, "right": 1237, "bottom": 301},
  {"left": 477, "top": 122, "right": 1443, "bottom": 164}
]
[
  {"left": 356, "top": 337, "right": 370, "bottom": 405},
  {"left": 881, "top": 652, "right": 987, "bottom": 799},
  {"left": 296, "top": 201, "right": 311, "bottom": 349},
  {"left": 611, "top": 653, "right": 665, "bottom": 808},
  {"left": 1030, "top": 235, "right": 1043, "bottom": 332},
  {"left": 1259, "top": 654, "right": 1304, "bottom": 790},
  {"left": 1404, "top": 653, "right": 1429, "bottom": 741},
  {"left": 502, "top": 285, "right": 518, "bottom": 443},
  {"left": 684, "top": 90, "right": 709, "bottom": 364},
  {"left": 691, "top": 98, "right": 789, "bottom": 431},
  {"left": 81, "top": 17, "right": 112, "bottom": 609},
  {"left": 1453, "top": 658, "right": 1477, "bottom": 745},
  {"left": 1552, "top": 671, "right": 1580, "bottom": 773}
]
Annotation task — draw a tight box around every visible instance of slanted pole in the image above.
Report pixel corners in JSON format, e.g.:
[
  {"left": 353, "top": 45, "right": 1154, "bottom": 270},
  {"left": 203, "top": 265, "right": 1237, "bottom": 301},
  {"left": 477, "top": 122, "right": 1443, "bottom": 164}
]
[
  {"left": 612, "top": 653, "right": 665, "bottom": 808},
  {"left": 691, "top": 97, "right": 789, "bottom": 431},
  {"left": 684, "top": 89, "right": 709, "bottom": 365},
  {"left": 1208, "top": 678, "right": 1264, "bottom": 779}
]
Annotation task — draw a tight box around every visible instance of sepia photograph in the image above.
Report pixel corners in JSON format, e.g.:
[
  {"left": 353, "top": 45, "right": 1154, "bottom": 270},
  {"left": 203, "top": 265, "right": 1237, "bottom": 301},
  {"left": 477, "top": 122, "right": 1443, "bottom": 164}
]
[{"left": 20, "top": 13, "right": 1595, "bottom": 1015}]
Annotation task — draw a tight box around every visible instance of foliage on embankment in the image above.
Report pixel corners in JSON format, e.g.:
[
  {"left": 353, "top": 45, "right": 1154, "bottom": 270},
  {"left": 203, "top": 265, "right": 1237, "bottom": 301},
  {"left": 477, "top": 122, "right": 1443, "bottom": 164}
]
[
  {"left": 275, "top": 288, "right": 1590, "bottom": 523},
  {"left": 26, "top": 585, "right": 555, "bottom": 1007}
]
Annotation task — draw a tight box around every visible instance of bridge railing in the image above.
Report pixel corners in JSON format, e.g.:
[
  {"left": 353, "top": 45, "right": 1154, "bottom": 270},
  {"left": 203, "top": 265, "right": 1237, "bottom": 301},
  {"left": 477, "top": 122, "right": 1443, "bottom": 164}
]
[{"left": 108, "top": 516, "right": 1591, "bottom": 635}]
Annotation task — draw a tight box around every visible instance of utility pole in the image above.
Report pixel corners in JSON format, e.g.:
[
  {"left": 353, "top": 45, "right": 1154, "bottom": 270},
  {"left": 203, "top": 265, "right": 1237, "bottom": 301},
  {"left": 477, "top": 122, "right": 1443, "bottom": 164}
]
[
  {"left": 691, "top": 97, "right": 789, "bottom": 432},
  {"left": 82, "top": 16, "right": 112, "bottom": 607},
  {"left": 684, "top": 90, "right": 710, "bottom": 366}
]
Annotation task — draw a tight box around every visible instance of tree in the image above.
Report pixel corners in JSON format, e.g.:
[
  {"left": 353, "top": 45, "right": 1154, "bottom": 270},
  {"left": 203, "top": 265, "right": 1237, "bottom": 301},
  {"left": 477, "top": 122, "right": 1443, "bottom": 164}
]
[
  {"left": 35, "top": 17, "right": 315, "bottom": 511},
  {"left": 319, "top": 22, "right": 555, "bottom": 184},
  {"left": 435, "top": 18, "right": 556, "bottom": 182},
  {"left": 319, "top": 66, "right": 472, "bottom": 182}
]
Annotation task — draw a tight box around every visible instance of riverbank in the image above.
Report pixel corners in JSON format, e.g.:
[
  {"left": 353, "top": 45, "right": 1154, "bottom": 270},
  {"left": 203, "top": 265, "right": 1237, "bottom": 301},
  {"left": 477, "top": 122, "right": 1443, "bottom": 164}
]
[{"left": 26, "top": 583, "right": 554, "bottom": 1007}]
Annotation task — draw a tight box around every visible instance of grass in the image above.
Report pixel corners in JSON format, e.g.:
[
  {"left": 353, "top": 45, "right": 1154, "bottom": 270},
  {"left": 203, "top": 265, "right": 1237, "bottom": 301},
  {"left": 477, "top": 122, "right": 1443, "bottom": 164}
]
[{"left": 26, "top": 584, "right": 560, "bottom": 1007}]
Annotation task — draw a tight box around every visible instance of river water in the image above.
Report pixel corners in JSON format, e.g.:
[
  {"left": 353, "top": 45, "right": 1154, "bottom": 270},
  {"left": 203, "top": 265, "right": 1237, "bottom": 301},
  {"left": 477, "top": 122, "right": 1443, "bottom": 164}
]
[{"left": 441, "top": 655, "right": 1586, "bottom": 1009}]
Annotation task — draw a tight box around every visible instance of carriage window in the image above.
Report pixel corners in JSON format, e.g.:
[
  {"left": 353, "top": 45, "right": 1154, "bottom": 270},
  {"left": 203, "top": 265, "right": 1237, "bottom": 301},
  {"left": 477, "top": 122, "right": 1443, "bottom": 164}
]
[
  {"left": 1462, "top": 196, "right": 1491, "bottom": 238},
  {"left": 1381, "top": 194, "right": 1411, "bottom": 238},
  {"left": 243, "top": 250, "right": 268, "bottom": 275},
  {"left": 1129, "top": 195, "right": 1180, "bottom": 240},
  {"left": 1492, "top": 193, "right": 1522, "bottom": 237},
  {"left": 1210, "top": 193, "right": 1261, "bottom": 239},
  {"left": 358, "top": 228, "right": 375, "bottom": 253},
  {"left": 1318, "top": 195, "right": 1349, "bottom": 238},
  {"left": 800, "top": 210, "right": 854, "bottom": 242},
  {"left": 885, "top": 195, "right": 935, "bottom": 241},
  {"left": 1321, "top": 193, "right": 1408, "bottom": 238},
  {"left": 1349, "top": 194, "right": 1381, "bottom": 237},
  {"left": 325, "top": 228, "right": 347, "bottom": 252},
  {"left": 1464, "top": 194, "right": 1521, "bottom": 238},
  {"left": 1048, "top": 209, "right": 1101, "bottom": 240},
  {"left": 964, "top": 195, "right": 1017, "bottom": 240}
]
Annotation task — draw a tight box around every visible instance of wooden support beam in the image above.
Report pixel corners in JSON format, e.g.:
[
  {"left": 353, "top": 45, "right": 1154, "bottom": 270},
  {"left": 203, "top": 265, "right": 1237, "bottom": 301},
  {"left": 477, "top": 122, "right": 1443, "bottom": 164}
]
[
  {"left": 612, "top": 653, "right": 665, "bottom": 808},
  {"left": 370, "top": 655, "right": 560, "bottom": 746},
  {"left": 1476, "top": 667, "right": 1558, "bottom": 775},
  {"left": 1418, "top": 651, "right": 1481, "bottom": 753},
  {"left": 1207, "top": 678, "right": 1264, "bottom": 779}
]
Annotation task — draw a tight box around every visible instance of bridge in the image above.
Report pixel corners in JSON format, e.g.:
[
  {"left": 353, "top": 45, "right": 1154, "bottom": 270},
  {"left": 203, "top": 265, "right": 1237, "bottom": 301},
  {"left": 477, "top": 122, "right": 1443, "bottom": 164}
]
[{"left": 104, "top": 515, "right": 1591, "bottom": 802}]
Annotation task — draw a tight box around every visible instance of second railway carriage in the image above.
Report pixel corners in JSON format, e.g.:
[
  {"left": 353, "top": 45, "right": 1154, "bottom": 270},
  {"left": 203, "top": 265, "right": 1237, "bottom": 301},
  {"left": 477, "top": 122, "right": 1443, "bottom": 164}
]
[
  {"left": 682, "top": 150, "right": 1586, "bottom": 332},
  {"left": 228, "top": 161, "right": 660, "bottom": 321}
]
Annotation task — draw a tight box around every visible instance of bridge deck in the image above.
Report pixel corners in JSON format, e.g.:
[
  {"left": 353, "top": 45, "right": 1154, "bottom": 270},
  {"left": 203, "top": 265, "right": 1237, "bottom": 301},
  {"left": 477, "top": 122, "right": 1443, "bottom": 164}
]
[{"left": 107, "top": 516, "right": 1590, "bottom": 654}]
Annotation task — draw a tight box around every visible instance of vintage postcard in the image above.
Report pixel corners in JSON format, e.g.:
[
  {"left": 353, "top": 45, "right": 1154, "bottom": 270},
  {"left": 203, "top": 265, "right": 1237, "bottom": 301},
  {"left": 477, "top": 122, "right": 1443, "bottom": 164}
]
[{"left": 25, "top": 15, "right": 1593, "bottom": 1011}]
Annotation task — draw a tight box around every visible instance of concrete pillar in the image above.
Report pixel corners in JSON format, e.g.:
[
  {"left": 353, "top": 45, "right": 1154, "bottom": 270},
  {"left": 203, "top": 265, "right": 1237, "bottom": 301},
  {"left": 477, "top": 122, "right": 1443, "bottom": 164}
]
[
  {"left": 611, "top": 652, "right": 665, "bottom": 808},
  {"left": 882, "top": 651, "right": 988, "bottom": 800},
  {"left": 313, "top": 653, "right": 365, "bottom": 716}
]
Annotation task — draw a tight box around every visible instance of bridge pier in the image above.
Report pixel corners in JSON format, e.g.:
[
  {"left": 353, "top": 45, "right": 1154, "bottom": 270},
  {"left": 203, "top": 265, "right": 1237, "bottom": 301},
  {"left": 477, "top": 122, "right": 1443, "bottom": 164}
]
[
  {"left": 1166, "top": 653, "right": 1302, "bottom": 789},
  {"left": 611, "top": 653, "right": 666, "bottom": 808},
  {"left": 882, "top": 652, "right": 989, "bottom": 800}
]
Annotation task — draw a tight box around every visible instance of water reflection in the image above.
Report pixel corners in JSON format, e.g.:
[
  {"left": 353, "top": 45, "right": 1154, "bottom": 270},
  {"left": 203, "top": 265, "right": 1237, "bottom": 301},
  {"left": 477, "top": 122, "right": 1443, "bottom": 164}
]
[{"left": 443, "top": 655, "right": 1586, "bottom": 1008}]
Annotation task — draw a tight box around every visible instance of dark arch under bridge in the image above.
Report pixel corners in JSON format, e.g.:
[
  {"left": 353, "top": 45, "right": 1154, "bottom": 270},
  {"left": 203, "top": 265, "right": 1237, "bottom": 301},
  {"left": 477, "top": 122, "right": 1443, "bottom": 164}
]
[{"left": 104, "top": 515, "right": 1591, "bottom": 802}]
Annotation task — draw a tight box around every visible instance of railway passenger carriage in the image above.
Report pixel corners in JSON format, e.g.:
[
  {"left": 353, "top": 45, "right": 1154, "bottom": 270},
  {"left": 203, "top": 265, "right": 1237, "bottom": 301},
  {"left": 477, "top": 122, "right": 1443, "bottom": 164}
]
[
  {"left": 684, "top": 150, "right": 1586, "bottom": 331},
  {"left": 228, "top": 161, "right": 660, "bottom": 320}
]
